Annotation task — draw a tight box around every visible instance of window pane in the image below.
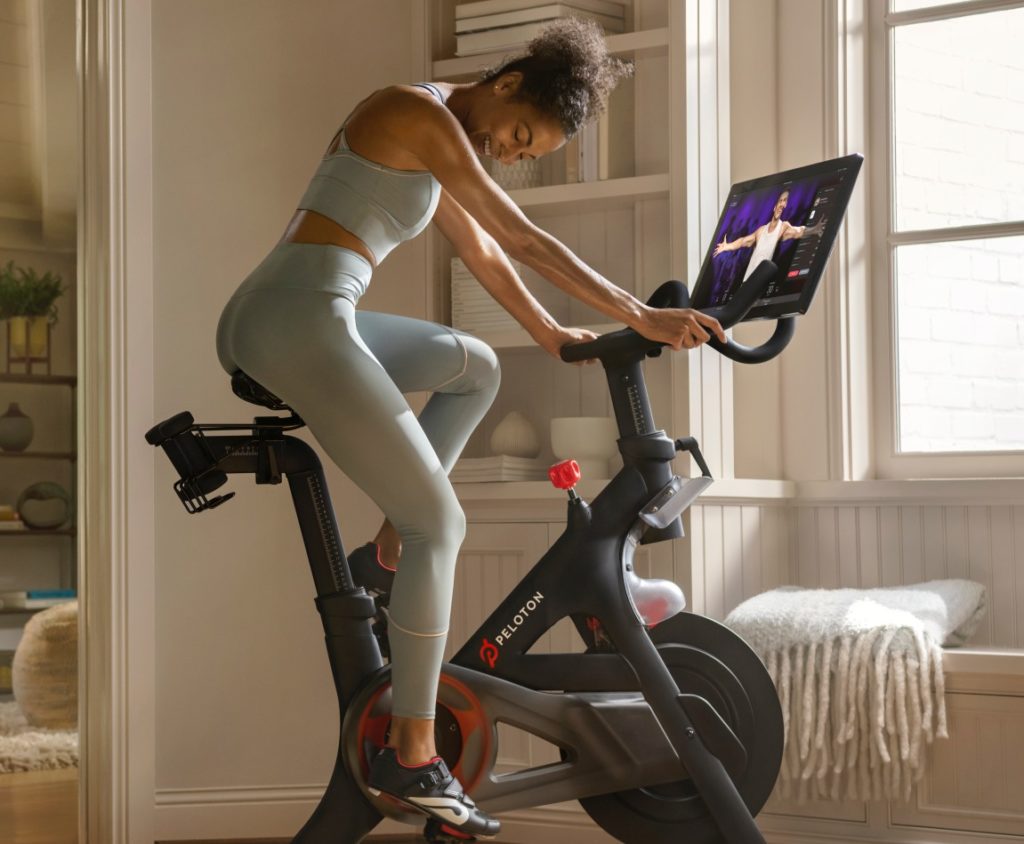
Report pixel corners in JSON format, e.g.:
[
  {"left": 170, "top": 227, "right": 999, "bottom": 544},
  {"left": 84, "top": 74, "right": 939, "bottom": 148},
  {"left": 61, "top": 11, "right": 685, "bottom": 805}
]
[
  {"left": 892, "top": 8, "right": 1024, "bottom": 231},
  {"left": 896, "top": 236, "right": 1024, "bottom": 453}
]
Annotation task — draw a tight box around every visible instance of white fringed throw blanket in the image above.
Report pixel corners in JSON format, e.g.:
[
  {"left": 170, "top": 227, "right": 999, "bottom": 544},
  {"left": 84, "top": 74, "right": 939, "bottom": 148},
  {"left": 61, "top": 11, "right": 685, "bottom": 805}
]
[{"left": 724, "top": 580, "right": 987, "bottom": 802}]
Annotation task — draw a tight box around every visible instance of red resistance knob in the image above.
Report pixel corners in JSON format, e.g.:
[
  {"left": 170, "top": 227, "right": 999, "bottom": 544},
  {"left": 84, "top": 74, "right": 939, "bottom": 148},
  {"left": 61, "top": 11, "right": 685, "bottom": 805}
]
[{"left": 548, "top": 459, "right": 581, "bottom": 490}]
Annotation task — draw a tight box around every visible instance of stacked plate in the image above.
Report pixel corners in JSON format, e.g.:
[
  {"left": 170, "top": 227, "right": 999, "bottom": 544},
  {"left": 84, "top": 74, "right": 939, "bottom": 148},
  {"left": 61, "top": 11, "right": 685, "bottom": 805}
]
[
  {"left": 451, "top": 258, "right": 520, "bottom": 334},
  {"left": 450, "top": 455, "right": 548, "bottom": 482}
]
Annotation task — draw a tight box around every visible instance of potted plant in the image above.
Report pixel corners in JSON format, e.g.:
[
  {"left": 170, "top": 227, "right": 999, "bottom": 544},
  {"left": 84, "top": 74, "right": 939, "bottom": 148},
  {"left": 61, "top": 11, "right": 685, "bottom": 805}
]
[{"left": 0, "top": 261, "right": 65, "bottom": 374}]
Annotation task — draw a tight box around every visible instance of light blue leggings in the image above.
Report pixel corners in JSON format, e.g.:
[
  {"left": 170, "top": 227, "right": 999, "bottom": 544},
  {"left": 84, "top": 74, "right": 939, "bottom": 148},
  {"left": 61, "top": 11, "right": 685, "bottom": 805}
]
[{"left": 215, "top": 242, "right": 501, "bottom": 718}]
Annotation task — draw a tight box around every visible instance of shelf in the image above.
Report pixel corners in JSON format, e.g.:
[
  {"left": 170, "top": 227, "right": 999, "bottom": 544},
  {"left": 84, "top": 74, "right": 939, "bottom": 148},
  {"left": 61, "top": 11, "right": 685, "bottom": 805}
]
[
  {"left": 455, "top": 478, "right": 608, "bottom": 503},
  {"left": 0, "top": 606, "right": 50, "bottom": 616},
  {"left": 0, "top": 527, "right": 75, "bottom": 537},
  {"left": 457, "top": 322, "right": 621, "bottom": 350},
  {"left": 433, "top": 27, "right": 670, "bottom": 79},
  {"left": 0, "top": 373, "right": 76, "bottom": 387},
  {"left": 508, "top": 173, "right": 669, "bottom": 216},
  {"left": 455, "top": 477, "right": 799, "bottom": 505},
  {"left": 0, "top": 450, "right": 76, "bottom": 461}
]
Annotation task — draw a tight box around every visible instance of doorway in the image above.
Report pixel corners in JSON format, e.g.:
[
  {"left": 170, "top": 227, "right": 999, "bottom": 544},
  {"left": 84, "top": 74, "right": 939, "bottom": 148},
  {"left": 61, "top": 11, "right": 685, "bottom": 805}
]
[{"left": 0, "top": 0, "right": 81, "bottom": 841}]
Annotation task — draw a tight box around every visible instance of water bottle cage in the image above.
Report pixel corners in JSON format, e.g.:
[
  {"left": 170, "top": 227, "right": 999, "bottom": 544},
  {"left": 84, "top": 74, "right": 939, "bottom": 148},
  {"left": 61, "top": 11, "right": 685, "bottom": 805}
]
[
  {"left": 146, "top": 409, "right": 304, "bottom": 515},
  {"left": 173, "top": 471, "right": 234, "bottom": 514}
]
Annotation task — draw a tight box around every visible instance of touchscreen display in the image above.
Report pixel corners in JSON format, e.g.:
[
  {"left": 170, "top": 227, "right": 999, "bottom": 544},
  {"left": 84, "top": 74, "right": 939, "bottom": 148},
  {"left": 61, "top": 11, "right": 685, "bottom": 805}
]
[{"left": 691, "top": 154, "right": 862, "bottom": 321}]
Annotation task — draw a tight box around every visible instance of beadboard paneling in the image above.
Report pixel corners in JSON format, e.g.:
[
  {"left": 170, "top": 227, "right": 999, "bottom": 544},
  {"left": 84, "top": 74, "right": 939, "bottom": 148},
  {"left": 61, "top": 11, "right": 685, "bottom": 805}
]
[
  {"left": 791, "top": 504, "right": 1024, "bottom": 648},
  {"left": 690, "top": 503, "right": 793, "bottom": 619},
  {"left": 889, "top": 692, "right": 1024, "bottom": 836}
]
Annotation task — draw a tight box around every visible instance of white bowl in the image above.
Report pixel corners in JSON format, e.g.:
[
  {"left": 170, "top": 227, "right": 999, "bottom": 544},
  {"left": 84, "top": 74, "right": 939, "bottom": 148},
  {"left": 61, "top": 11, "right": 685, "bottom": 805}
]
[{"left": 550, "top": 416, "right": 619, "bottom": 480}]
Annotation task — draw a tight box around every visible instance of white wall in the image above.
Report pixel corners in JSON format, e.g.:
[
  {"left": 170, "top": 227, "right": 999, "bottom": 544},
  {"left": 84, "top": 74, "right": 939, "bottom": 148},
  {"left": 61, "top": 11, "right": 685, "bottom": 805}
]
[
  {"left": 729, "top": 0, "right": 783, "bottom": 480},
  {"left": 148, "top": 1, "right": 425, "bottom": 836}
]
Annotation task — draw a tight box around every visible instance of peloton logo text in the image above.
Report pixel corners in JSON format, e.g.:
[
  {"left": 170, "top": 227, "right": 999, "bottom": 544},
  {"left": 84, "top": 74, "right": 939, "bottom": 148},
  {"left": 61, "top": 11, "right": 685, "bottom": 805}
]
[{"left": 480, "top": 592, "right": 545, "bottom": 668}]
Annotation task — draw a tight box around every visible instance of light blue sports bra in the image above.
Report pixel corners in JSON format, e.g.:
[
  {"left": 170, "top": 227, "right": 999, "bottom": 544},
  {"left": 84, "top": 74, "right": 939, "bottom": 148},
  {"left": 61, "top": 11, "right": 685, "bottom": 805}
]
[{"left": 296, "top": 83, "right": 444, "bottom": 266}]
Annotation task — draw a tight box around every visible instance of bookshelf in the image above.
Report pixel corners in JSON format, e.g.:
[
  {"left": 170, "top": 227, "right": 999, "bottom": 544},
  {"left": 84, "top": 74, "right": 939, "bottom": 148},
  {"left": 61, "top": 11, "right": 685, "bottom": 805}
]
[
  {"left": 507, "top": 172, "right": 669, "bottom": 215},
  {"left": 0, "top": 373, "right": 78, "bottom": 647},
  {"left": 423, "top": 0, "right": 686, "bottom": 500},
  {"left": 432, "top": 26, "right": 670, "bottom": 78}
]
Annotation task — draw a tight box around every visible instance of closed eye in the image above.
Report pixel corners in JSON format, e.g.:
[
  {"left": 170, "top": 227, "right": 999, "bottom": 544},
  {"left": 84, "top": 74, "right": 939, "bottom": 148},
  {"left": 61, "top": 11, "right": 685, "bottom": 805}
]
[{"left": 515, "top": 124, "right": 535, "bottom": 161}]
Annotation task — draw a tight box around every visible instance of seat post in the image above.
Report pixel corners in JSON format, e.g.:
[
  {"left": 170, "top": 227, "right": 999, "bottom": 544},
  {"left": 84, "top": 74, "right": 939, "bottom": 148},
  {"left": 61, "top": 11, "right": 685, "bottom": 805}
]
[{"left": 191, "top": 428, "right": 387, "bottom": 842}]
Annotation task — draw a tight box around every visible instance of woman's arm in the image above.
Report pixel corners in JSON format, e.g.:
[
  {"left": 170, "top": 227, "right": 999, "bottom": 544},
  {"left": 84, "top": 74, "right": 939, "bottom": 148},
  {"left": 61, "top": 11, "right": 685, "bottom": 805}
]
[
  {"left": 433, "top": 189, "right": 598, "bottom": 360},
  {"left": 387, "top": 88, "right": 724, "bottom": 348}
]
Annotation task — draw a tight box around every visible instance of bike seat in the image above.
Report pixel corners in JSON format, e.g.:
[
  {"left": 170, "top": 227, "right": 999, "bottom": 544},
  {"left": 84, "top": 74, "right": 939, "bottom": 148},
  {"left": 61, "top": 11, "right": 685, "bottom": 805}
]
[{"left": 230, "top": 370, "right": 293, "bottom": 412}]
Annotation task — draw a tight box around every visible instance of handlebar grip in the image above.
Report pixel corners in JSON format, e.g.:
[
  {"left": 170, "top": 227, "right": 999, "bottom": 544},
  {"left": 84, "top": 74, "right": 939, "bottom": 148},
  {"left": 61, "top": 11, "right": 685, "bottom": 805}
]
[
  {"left": 560, "top": 326, "right": 653, "bottom": 363},
  {"left": 558, "top": 261, "right": 793, "bottom": 365},
  {"left": 707, "top": 317, "right": 796, "bottom": 364},
  {"left": 559, "top": 280, "right": 694, "bottom": 362},
  {"left": 645, "top": 279, "right": 691, "bottom": 311}
]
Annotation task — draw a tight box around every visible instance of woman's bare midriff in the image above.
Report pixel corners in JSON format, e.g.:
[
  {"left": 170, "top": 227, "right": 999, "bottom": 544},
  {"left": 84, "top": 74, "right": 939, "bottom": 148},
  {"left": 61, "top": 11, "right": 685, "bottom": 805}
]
[{"left": 281, "top": 209, "right": 377, "bottom": 268}]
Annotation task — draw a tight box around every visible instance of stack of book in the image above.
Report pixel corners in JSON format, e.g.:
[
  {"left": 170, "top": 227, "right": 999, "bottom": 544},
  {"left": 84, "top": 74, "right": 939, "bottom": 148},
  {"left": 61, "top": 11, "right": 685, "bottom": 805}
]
[
  {"left": 0, "top": 650, "right": 13, "bottom": 695},
  {"left": 451, "top": 258, "right": 520, "bottom": 334},
  {"left": 450, "top": 455, "right": 548, "bottom": 482},
  {"left": 0, "top": 589, "right": 76, "bottom": 610},
  {"left": 0, "top": 504, "right": 25, "bottom": 531},
  {"left": 455, "top": 0, "right": 627, "bottom": 57}
]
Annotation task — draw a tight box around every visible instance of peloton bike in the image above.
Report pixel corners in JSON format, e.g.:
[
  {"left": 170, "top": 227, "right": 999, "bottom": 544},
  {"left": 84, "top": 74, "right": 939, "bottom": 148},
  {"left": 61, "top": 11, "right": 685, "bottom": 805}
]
[{"left": 146, "top": 154, "right": 861, "bottom": 844}]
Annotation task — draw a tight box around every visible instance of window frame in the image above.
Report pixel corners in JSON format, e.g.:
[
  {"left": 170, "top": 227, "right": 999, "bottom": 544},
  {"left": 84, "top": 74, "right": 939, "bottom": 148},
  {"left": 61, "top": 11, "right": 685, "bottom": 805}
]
[{"left": 870, "top": 0, "right": 1024, "bottom": 479}]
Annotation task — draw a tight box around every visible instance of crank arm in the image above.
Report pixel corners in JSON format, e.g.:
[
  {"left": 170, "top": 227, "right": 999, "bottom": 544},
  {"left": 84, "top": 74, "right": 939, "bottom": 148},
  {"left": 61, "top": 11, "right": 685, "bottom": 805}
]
[{"left": 441, "top": 665, "right": 689, "bottom": 813}]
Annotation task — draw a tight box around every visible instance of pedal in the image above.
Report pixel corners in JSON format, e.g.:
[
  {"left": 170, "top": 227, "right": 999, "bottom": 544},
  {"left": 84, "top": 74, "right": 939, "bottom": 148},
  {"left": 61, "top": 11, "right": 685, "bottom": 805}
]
[{"left": 423, "top": 818, "right": 478, "bottom": 842}]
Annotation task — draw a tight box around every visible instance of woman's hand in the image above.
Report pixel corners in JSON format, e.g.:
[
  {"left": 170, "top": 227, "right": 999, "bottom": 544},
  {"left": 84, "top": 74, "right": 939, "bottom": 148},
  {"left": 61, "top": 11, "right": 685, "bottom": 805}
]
[
  {"left": 539, "top": 325, "right": 600, "bottom": 364},
  {"left": 636, "top": 306, "right": 726, "bottom": 351},
  {"left": 713, "top": 236, "right": 731, "bottom": 256}
]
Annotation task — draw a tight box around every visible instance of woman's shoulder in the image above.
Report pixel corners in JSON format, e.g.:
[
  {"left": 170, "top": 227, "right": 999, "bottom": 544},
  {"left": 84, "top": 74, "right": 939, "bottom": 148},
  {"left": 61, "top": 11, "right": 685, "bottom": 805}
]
[
  {"left": 347, "top": 85, "right": 449, "bottom": 133},
  {"left": 369, "top": 83, "right": 448, "bottom": 109},
  {"left": 342, "top": 84, "right": 459, "bottom": 158}
]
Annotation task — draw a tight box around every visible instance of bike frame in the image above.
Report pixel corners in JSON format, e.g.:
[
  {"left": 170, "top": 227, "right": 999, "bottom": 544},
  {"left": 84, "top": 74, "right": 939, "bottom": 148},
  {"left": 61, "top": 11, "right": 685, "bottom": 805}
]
[{"left": 149, "top": 329, "right": 770, "bottom": 843}]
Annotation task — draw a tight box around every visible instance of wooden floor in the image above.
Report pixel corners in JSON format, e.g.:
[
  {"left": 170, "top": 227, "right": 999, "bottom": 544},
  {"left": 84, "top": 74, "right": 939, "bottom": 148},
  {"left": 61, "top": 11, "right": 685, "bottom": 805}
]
[
  {"left": 0, "top": 768, "right": 78, "bottom": 844},
  {"left": 0, "top": 771, "right": 512, "bottom": 844}
]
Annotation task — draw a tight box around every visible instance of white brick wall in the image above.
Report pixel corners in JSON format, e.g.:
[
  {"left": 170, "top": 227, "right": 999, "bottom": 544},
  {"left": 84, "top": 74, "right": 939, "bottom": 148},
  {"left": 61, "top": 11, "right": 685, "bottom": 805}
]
[{"left": 893, "top": 8, "right": 1024, "bottom": 454}]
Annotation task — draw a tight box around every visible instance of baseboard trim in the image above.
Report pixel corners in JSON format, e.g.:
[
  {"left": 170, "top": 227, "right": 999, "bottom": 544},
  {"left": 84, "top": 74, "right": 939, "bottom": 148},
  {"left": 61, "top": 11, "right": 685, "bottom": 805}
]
[{"left": 153, "top": 787, "right": 605, "bottom": 843}]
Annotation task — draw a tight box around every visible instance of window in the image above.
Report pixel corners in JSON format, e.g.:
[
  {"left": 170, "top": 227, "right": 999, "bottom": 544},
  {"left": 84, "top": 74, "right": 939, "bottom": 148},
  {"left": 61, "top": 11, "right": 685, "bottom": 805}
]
[{"left": 872, "top": 0, "right": 1024, "bottom": 476}]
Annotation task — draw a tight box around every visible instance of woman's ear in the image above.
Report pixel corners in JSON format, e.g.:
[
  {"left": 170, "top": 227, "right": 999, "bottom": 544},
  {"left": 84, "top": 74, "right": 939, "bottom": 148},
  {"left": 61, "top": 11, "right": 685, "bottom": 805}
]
[{"left": 493, "top": 71, "right": 524, "bottom": 96}]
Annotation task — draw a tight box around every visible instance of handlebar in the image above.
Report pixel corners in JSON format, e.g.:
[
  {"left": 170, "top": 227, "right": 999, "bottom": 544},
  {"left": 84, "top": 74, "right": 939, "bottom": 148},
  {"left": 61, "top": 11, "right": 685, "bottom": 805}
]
[{"left": 560, "top": 260, "right": 795, "bottom": 366}]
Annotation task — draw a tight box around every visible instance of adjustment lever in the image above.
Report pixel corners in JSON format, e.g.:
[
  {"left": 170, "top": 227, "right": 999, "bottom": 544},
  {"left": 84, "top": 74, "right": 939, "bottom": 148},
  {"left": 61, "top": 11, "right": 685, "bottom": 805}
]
[{"left": 255, "top": 416, "right": 285, "bottom": 485}]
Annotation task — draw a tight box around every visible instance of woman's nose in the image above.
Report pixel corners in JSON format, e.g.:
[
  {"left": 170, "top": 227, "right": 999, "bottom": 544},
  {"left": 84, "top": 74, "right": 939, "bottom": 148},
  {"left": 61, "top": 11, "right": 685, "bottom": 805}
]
[{"left": 501, "top": 140, "right": 524, "bottom": 165}]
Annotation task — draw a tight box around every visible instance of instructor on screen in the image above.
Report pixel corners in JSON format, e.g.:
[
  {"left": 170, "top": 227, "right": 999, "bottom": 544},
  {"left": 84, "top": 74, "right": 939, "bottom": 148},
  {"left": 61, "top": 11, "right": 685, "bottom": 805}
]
[{"left": 712, "top": 189, "right": 825, "bottom": 280}]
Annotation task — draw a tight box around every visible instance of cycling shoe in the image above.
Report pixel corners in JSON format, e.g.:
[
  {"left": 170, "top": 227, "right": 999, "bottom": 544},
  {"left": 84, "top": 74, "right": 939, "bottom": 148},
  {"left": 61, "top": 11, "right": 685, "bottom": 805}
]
[
  {"left": 367, "top": 746, "right": 500, "bottom": 839},
  {"left": 347, "top": 541, "right": 396, "bottom": 596}
]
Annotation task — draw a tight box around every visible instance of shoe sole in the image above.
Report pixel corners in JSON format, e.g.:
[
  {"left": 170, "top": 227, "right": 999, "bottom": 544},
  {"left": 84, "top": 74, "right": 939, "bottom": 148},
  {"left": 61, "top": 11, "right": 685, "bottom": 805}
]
[{"left": 366, "top": 787, "right": 497, "bottom": 840}]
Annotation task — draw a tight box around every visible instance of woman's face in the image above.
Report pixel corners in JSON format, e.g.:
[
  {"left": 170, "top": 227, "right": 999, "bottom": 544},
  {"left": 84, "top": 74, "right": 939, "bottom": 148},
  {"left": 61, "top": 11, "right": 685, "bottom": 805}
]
[{"left": 464, "top": 73, "right": 567, "bottom": 165}]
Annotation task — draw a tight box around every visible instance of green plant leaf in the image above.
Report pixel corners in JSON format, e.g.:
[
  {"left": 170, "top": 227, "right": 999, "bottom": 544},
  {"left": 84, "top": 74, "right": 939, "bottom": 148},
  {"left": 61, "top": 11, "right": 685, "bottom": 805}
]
[{"left": 0, "top": 261, "right": 65, "bottom": 322}]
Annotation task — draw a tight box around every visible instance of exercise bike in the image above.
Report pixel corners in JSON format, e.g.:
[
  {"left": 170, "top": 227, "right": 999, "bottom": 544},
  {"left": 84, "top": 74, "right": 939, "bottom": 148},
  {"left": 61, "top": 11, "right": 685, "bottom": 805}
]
[{"left": 146, "top": 260, "right": 794, "bottom": 844}]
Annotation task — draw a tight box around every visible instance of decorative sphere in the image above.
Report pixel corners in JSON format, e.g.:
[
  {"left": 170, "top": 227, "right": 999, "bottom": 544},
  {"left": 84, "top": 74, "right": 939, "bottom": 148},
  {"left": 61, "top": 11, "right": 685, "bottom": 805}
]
[{"left": 17, "top": 482, "right": 72, "bottom": 529}]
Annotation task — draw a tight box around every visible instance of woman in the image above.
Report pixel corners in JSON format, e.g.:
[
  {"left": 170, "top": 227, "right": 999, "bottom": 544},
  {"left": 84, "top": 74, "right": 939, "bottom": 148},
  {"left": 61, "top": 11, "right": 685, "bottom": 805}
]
[{"left": 216, "top": 19, "right": 725, "bottom": 838}]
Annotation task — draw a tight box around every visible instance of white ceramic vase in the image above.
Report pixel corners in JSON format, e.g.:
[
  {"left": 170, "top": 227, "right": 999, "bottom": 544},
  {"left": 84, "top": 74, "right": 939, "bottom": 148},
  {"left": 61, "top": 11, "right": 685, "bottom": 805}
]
[
  {"left": 550, "top": 416, "right": 619, "bottom": 479},
  {"left": 0, "top": 402, "right": 34, "bottom": 452},
  {"left": 490, "top": 410, "right": 540, "bottom": 458}
]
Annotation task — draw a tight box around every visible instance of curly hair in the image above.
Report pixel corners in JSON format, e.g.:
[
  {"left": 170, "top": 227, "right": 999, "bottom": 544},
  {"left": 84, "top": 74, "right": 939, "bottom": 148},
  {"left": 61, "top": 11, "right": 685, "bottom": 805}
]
[{"left": 480, "top": 17, "right": 634, "bottom": 138}]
